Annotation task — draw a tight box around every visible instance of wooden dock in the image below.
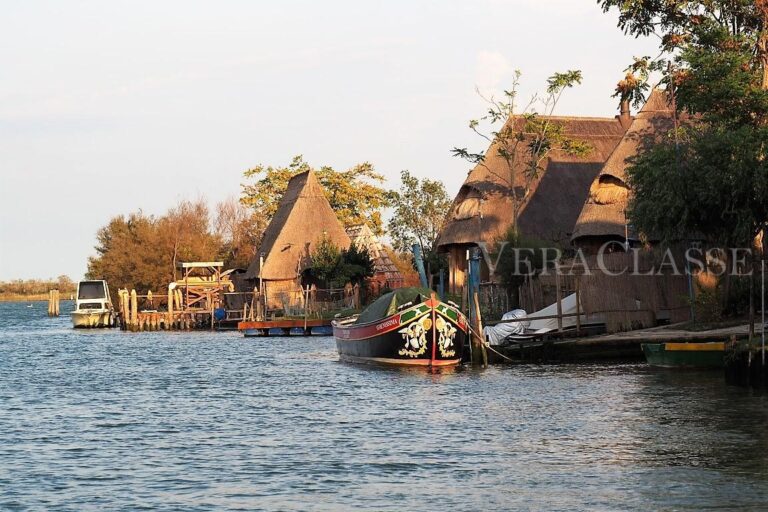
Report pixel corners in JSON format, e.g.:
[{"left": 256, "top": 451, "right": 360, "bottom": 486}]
[
  {"left": 489, "top": 322, "right": 756, "bottom": 363},
  {"left": 238, "top": 319, "right": 333, "bottom": 337}
]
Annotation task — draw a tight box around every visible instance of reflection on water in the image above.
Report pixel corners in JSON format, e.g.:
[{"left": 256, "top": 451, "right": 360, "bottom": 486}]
[{"left": 1, "top": 301, "right": 768, "bottom": 510}]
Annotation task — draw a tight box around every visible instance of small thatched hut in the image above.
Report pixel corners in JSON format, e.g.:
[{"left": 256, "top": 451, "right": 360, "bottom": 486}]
[
  {"left": 435, "top": 114, "right": 629, "bottom": 293},
  {"left": 571, "top": 89, "right": 675, "bottom": 251},
  {"left": 346, "top": 224, "right": 405, "bottom": 290},
  {"left": 244, "top": 170, "right": 350, "bottom": 306},
  {"left": 569, "top": 90, "right": 692, "bottom": 330}
]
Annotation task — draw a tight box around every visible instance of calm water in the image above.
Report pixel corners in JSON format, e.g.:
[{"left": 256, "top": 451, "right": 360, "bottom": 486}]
[{"left": 2, "top": 302, "right": 768, "bottom": 510}]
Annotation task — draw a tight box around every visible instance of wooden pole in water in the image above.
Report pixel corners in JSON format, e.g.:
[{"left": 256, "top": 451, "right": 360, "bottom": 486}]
[
  {"left": 472, "top": 292, "right": 488, "bottom": 368},
  {"left": 130, "top": 289, "right": 138, "bottom": 330},
  {"left": 210, "top": 291, "right": 215, "bottom": 331},
  {"left": 555, "top": 273, "right": 563, "bottom": 333},
  {"left": 167, "top": 285, "right": 174, "bottom": 330},
  {"left": 575, "top": 277, "right": 582, "bottom": 336},
  {"left": 123, "top": 291, "right": 130, "bottom": 329}
]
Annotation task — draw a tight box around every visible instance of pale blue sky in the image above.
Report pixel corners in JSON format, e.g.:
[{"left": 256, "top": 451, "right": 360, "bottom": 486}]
[{"left": 0, "top": 0, "right": 658, "bottom": 280}]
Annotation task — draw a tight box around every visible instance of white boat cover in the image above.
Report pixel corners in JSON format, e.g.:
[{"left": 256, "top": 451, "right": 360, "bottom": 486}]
[{"left": 483, "top": 293, "right": 587, "bottom": 345}]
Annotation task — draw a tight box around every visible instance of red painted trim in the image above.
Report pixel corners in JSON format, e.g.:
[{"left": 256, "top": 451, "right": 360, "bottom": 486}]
[
  {"left": 430, "top": 297, "right": 437, "bottom": 365},
  {"left": 334, "top": 312, "right": 419, "bottom": 341}
]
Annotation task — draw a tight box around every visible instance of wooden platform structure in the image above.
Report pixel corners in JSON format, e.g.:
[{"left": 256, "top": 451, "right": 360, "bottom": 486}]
[
  {"left": 238, "top": 318, "right": 333, "bottom": 337},
  {"left": 117, "top": 261, "right": 250, "bottom": 331}
]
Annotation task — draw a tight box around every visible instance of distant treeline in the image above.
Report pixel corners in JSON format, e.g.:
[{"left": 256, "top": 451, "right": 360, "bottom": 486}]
[
  {"left": 87, "top": 198, "right": 263, "bottom": 294},
  {"left": 0, "top": 276, "right": 76, "bottom": 299}
]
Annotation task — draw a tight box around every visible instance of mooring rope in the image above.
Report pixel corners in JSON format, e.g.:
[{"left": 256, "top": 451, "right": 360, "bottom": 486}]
[{"left": 466, "top": 324, "right": 519, "bottom": 364}]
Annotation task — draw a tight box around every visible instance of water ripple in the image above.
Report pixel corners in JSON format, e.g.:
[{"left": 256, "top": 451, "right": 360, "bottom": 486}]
[{"left": 2, "top": 301, "right": 768, "bottom": 510}]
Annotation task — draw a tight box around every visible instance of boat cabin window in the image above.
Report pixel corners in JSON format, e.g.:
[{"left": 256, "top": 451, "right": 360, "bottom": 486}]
[
  {"left": 78, "top": 282, "right": 106, "bottom": 300},
  {"left": 79, "top": 303, "right": 102, "bottom": 310}
]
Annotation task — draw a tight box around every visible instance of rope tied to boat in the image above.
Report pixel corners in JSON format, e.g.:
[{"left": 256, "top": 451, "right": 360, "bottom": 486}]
[{"left": 465, "top": 324, "right": 518, "bottom": 364}]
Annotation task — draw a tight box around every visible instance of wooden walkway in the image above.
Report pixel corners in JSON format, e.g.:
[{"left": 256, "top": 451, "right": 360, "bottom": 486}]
[{"left": 489, "top": 322, "right": 761, "bottom": 363}]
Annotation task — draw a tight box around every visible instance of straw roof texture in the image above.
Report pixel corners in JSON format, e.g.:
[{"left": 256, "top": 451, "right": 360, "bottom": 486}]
[
  {"left": 436, "top": 116, "right": 627, "bottom": 249},
  {"left": 245, "top": 170, "right": 351, "bottom": 280},
  {"left": 346, "top": 224, "right": 403, "bottom": 281},
  {"left": 571, "top": 89, "right": 675, "bottom": 243}
]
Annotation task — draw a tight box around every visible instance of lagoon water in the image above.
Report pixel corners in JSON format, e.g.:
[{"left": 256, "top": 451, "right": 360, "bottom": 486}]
[{"left": 2, "top": 301, "right": 768, "bottom": 511}]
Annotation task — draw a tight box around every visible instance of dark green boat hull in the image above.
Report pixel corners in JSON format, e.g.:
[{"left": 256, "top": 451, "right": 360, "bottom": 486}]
[{"left": 642, "top": 342, "right": 725, "bottom": 368}]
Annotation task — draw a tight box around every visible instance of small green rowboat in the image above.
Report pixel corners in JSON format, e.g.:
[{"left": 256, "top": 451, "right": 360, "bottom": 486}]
[{"left": 641, "top": 342, "right": 725, "bottom": 368}]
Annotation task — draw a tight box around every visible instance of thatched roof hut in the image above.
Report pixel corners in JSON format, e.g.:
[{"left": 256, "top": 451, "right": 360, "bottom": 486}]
[
  {"left": 571, "top": 89, "right": 675, "bottom": 250},
  {"left": 435, "top": 114, "right": 628, "bottom": 292},
  {"left": 437, "top": 116, "right": 628, "bottom": 249},
  {"left": 346, "top": 224, "right": 404, "bottom": 289},
  {"left": 245, "top": 170, "right": 350, "bottom": 282}
]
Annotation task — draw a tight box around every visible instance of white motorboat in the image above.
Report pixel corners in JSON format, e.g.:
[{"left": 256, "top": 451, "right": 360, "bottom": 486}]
[{"left": 71, "top": 280, "right": 116, "bottom": 328}]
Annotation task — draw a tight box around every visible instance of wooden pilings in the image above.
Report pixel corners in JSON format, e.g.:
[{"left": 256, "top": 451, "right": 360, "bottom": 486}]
[
  {"left": 115, "top": 287, "right": 216, "bottom": 331},
  {"left": 47, "top": 289, "right": 60, "bottom": 316}
]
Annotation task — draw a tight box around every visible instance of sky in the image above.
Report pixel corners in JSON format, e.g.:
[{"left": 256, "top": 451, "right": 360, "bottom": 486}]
[{"left": 0, "top": 0, "right": 660, "bottom": 281}]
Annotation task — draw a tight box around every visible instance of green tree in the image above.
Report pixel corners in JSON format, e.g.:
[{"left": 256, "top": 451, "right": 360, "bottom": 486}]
[
  {"left": 597, "top": 1, "right": 768, "bottom": 246},
  {"left": 241, "top": 155, "right": 391, "bottom": 234},
  {"left": 387, "top": 170, "right": 452, "bottom": 255},
  {"left": 600, "top": 1, "right": 768, "bottom": 321},
  {"left": 307, "top": 235, "right": 374, "bottom": 288},
  {"left": 452, "top": 70, "right": 591, "bottom": 235},
  {"left": 341, "top": 243, "right": 375, "bottom": 286},
  {"left": 307, "top": 234, "right": 343, "bottom": 286}
]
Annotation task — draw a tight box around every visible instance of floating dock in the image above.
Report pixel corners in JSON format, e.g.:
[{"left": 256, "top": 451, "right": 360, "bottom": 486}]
[{"left": 238, "top": 319, "right": 333, "bottom": 337}]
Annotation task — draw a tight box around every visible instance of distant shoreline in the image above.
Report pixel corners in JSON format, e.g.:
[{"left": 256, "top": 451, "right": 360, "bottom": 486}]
[{"left": 0, "top": 294, "right": 74, "bottom": 303}]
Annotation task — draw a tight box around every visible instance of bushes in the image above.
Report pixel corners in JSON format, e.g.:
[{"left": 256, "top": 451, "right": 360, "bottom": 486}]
[{"left": 307, "top": 235, "right": 374, "bottom": 288}]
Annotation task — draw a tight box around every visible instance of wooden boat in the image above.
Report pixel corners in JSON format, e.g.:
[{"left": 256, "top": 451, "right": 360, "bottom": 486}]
[
  {"left": 333, "top": 288, "right": 467, "bottom": 367},
  {"left": 641, "top": 341, "right": 725, "bottom": 368},
  {"left": 71, "top": 280, "right": 116, "bottom": 328}
]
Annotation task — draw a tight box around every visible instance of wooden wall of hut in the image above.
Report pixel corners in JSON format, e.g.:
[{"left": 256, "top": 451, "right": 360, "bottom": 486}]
[{"left": 574, "top": 252, "right": 690, "bottom": 332}]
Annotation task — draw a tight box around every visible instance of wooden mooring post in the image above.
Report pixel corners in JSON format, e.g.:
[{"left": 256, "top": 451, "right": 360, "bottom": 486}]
[{"left": 47, "top": 289, "right": 60, "bottom": 316}]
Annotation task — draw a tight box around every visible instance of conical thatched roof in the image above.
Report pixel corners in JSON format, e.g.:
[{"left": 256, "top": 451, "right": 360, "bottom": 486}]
[
  {"left": 571, "top": 89, "right": 675, "bottom": 244},
  {"left": 346, "top": 224, "right": 403, "bottom": 282},
  {"left": 436, "top": 116, "right": 627, "bottom": 249},
  {"left": 245, "top": 170, "right": 351, "bottom": 280}
]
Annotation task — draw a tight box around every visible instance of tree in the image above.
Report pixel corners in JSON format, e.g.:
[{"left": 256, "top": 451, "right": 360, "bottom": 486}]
[
  {"left": 628, "top": 126, "right": 768, "bottom": 249},
  {"left": 387, "top": 170, "right": 452, "bottom": 256},
  {"left": 87, "top": 199, "right": 222, "bottom": 294},
  {"left": 600, "top": 1, "right": 768, "bottom": 320},
  {"left": 241, "top": 155, "right": 391, "bottom": 234},
  {"left": 341, "top": 243, "right": 375, "bottom": 286},
  {"left": 215, "top": 197, "right": 266, "bottom": 269},
  {"left": 452, "top": 70, "right": 591, "bottom": 235},
  {"left": 597, "top": 2, "right": 768, "bottom": 246},
  {"left": 86, "top": 212, "right": 167, "bottom": 293},
  {"left": 157, "top": 198, "right": 221, "bottom": 281},
  {"left": 306, "top": 234, "right": 374, "bottom": 288}
]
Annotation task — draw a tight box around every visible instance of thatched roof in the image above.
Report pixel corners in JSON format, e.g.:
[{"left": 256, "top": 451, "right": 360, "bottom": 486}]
[
  {"left": 245, "top": 170, "right": 350, "bottom": 280},
  {"left": 571, "top": 89, "right": 675, "bottom": 243},
  {"left": 436, "top": 116, "right": 627, "bottom": 249},
  {"left": 346, "top": 224, "right": 403, "bottom": 281}
]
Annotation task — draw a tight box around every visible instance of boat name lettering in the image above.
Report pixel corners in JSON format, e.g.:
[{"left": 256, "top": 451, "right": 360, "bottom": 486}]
[{"left": 376, "top": 317, "right": 400, "bottom": 331}]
